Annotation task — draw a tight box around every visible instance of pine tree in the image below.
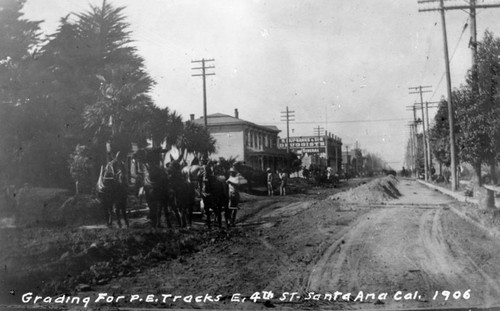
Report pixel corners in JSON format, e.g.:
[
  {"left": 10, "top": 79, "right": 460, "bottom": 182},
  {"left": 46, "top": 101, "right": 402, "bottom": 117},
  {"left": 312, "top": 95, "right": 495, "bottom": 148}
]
[{"left": 0, "top": 0, "right": 43, "bottom": 185}]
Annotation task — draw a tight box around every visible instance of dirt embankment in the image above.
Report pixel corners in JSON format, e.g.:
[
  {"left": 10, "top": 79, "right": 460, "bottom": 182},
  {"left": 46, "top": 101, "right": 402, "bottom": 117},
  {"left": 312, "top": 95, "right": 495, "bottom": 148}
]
[
  {"left": 0, "top": 227, "right": 206, "bottom": 305},
  {"left": 0, "top": 187, "right": 107, "bottom": 228},
  {"left": 329, "top": 176, "right": 401, "bottom": 204}
]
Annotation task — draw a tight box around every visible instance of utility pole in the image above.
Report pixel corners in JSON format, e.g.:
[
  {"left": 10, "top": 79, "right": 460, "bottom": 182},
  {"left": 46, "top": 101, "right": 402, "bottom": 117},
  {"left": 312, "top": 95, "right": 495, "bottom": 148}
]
[
  {"left": 406, "top": 101, "right": 440, "bottom": 177},
  {"left": 409, "top": 123, "right": 415, "bottom": 175},
  {"left": 345, "top": 145, "right": 349, "bottom": 177},
  {"left": 409, "top": 85, "right": 432, "bottom": 181},
  {"left": 191, "top": 58, "right": 215, "bottom": 128},
  {"left": 313, "top": 126, "right": 325, "bottom": 168},
  {"left": 418, "top": 0, "right": 500, "bottom": 190},
  {"left": 425, "top": 101, "right": 432, "bottom": 172},
  {"left": 407, "top": 123, "right": 414, "bottom": 176},
  {"left": 412, "top": 107, "right": 418, "bottom": 177},
  {"left": 280, "top": 107, "right": 295, "bottom": 154},
  {"left": 411, "top": 123, "right": 418, "bottom": 177},
  {"left": 418, "top": 0, "right": 500, "bottom": 67},
  {"left": 313, "top": 125, "right": 324, "bottom": 138}
]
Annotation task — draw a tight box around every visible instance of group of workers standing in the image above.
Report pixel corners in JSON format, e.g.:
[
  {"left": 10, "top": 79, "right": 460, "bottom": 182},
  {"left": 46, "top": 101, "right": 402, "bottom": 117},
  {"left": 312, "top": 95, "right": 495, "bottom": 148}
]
[
  {"left": 266, "top": 168, "right": 289, "bottom": 196},
  {"left": 199, "top": 159, "right": 242, "bottom": 227}
]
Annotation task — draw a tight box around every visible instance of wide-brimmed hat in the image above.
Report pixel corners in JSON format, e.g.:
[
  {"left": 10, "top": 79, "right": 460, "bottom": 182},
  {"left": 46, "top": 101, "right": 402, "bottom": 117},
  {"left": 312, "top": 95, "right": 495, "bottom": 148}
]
[{"left": 266, "top": 168, "right": 271, "bottom": 172}]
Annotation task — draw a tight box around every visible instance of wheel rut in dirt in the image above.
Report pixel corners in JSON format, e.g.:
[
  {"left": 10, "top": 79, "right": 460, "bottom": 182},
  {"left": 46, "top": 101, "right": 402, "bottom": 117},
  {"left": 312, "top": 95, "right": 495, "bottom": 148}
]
[{"left": 307, "top": 180, "right": 500, "bottom": 309}]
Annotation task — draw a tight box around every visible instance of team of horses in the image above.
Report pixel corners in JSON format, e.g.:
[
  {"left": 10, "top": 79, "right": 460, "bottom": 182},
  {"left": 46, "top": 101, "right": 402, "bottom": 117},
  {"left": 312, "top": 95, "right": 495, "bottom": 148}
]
[{"left": 96, "top": 148, "right": 232, "bottom": 230}]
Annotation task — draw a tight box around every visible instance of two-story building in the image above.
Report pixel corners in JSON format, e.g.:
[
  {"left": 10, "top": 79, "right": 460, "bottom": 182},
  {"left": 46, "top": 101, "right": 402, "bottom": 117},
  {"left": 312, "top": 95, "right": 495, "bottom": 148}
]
[
  {"left": 192, "top": 109, "right": 288, "bottom": 171},
  {"left": 279, "top": 133, "right": 343, "bottom": 172}
]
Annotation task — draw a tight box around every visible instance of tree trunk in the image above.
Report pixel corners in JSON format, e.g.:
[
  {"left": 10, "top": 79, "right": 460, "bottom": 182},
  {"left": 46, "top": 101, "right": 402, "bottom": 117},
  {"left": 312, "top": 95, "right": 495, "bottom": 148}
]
[
  {"left": 75, "top": 180, "right": 79, "bottom": 196},
  {"left": 489, "top": 159, "right": 498, "bottom": 211},
  {"left": 490, "top": 159, "right": 498, "bottom": 185},
  {"left": 475, "top": 161, "right": 495, "bottom": 209},
  {"left": 475, "top": 162, "right": 482, "bottom": 187},
  {"left": 478, "top": 186, "right": 495, "bottom": 209}
]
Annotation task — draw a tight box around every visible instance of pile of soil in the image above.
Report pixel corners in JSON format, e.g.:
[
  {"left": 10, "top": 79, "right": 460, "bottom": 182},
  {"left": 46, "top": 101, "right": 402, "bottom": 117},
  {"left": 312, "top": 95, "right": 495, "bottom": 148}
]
[
  {"left": 329, "top": 176, "right": 401, "bottom": 204},
  {"left": 0, "top": 227, "right": 203, "bottom": 304},
  {"left": 59, "top": 195, "right": 105, "bottom": 227},
  {"left": 15, "top": 187, "right": 71, "bottom": 226}
]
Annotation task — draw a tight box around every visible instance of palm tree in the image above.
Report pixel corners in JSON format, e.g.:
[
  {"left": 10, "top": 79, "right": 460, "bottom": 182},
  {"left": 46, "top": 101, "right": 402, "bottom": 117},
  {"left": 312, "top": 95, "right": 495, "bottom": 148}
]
[
  {"left": 178, "top": 121, "right": 216, "bottom": 160},
  {"left": 83, "top": 65, "right": 154, "bottom": 156},
  {"left": 147, "top": 106, "right": 184, "bottom": 149},
  {"left": 71, "top": 0, "right": 155, "bottom": 159}
]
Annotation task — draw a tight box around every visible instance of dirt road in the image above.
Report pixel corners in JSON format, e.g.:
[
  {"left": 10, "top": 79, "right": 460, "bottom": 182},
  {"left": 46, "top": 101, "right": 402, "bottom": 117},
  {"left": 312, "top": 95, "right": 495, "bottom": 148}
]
[
  {"left": 4, "top": 177, "right": 500, "bottom": 310},
  {"left": 308, "top": 179, "right": 500, "bottom": 309}
]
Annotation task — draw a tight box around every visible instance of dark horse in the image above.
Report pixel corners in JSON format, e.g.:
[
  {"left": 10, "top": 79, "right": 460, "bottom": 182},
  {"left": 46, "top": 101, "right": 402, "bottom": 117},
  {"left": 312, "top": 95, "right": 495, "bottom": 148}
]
[
  {"left": 165, "top": 160, "right": 196, "bottom": 228},
  {"left": 97, "top": 154, "right": 129, "bottom": 228},
  {"left": 134, "top": 148, "right": 187, "bottom": 228},
  {"left": 200, "top": 161, "right": 229, "bottom": 229}
]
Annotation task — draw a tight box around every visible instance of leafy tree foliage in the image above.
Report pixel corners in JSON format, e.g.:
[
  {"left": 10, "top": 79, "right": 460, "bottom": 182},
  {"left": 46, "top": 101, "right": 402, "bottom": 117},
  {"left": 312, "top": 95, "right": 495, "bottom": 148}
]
[
  {"left": 42, "top": 0, "right": 157, "bottom": 184},
  {"left": 0, "top": 0, "right": 217, "bottom": 190},
  {"left": 68, "top": 1, "right": 155, "bottom": 159},
  {"left": 147, "top": 106, "right": 184, "bottom": 149},
  {"left": 0, "top": 0, "right": 44, "bottom": 185},
  {"left": 429, "top": 100, "right": 451, "bottom": 168},
  {"left": 426, "top": 31, "right": 500, "bottom": 185},
  {"left": 177, "top": 121, "right": 217, "bottom": 159}
]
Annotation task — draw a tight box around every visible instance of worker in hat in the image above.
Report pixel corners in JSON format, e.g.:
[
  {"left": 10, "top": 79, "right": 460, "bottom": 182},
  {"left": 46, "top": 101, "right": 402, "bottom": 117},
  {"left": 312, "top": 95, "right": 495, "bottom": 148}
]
[
  {"left": 266, "top": 168, "right": 274, "bottom": 196},
  {"left": 278, "top": 169, "right": 288, "bottom": 196},
  {"left": 226, "top": 167, "right": 240, "bottom": 227}
]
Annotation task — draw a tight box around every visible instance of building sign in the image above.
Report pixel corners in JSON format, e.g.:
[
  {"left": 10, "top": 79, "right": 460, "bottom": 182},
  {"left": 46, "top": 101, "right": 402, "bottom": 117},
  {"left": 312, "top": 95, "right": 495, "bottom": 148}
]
[{"left": 279, "top": 136, "right": 326, "bottom": 157}]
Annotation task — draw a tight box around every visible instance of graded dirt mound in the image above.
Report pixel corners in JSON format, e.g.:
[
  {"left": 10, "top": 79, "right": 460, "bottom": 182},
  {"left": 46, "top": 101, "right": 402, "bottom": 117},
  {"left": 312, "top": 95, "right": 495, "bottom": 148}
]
[
  {"left": 15, "top": 187, "right": 71, "bottom": 226},
  {"left": 60, "top": 195, "right": 105, "bottom": 226},
  {"left": 0, "top": 227, "right": 204, "bottom": 304},
  {"left": 329, "top": 176, "right": 401, "bottom": 204}
]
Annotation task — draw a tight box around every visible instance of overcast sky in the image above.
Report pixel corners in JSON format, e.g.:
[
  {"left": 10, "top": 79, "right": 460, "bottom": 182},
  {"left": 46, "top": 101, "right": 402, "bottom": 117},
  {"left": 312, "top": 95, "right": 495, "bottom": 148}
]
[{"left": 22, "top": 0, "right": 500, "bottom": 169}]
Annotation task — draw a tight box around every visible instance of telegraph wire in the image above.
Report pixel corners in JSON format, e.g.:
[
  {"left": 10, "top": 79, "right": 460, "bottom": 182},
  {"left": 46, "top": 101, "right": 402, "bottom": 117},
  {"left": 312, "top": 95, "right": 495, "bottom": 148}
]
[
  {"left": 429, "top": 16, "right": 470, "bottom": 101},
  {"left": 285, "top": 118, "right": 410, "bottom": 124}
]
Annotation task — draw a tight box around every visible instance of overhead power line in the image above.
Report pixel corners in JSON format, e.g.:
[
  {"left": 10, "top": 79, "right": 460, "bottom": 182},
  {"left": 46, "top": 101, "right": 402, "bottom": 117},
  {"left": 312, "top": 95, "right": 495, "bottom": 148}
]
[
  {"left": 286, "top": 118, "right": 410, "bottom": 124},
  {"left": 429, "top": 17, "right": 469, "bottom": 101}
]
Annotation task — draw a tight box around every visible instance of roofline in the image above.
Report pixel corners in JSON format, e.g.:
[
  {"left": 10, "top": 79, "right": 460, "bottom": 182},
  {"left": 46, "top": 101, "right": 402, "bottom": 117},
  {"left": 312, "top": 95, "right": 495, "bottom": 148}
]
[{"left": 193, "top": 114, "right": 281, "bottom": 133}]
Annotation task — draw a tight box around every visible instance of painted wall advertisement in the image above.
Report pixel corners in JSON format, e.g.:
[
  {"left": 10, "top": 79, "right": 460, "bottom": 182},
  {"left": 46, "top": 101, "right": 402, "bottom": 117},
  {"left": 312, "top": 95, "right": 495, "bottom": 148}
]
[{"left": 279, "top": 136, "right": 327, "bottom": 158}]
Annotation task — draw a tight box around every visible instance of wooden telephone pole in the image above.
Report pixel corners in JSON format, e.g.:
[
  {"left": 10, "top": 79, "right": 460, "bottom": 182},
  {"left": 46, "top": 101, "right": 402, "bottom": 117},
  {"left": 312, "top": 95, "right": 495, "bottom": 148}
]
[
  {"left": 409, "top": 85, "right": 432, "bottom": 180},
  {"left": 418, "top": 0, "right": 500, "bottom": 190},
  {"left": 280, "top": 107, "right": 295, "bottom": 154},
  {"left": 313, "top": 125, "right": 324, "bottom": 138},
  {"left": 408, "top": 122, "right": 416, "bottom": 176},
  {"left": 191, "top": 58, "right": 215, "bottom": 128},
  {"left": 406, "top": 100, "right": 440, "bottom": 178}
]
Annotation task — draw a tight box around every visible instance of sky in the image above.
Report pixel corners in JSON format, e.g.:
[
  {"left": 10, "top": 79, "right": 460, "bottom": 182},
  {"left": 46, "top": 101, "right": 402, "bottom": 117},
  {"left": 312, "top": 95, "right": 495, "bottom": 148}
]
[{"left": 21, "top": 0, "right": 500, "bottom": 169}]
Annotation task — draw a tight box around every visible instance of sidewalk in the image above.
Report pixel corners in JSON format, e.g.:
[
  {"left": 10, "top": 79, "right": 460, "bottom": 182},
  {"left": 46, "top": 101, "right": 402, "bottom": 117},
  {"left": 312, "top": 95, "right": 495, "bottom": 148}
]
[
  {"left": 417, "top": 178, "right": 500, "bottom": 239},
  {"left": 417, "top": 178, "right": 500, "bottom": 208},
  {"left": 416, "top": 179, "right": 479, "bottom": 204}
]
